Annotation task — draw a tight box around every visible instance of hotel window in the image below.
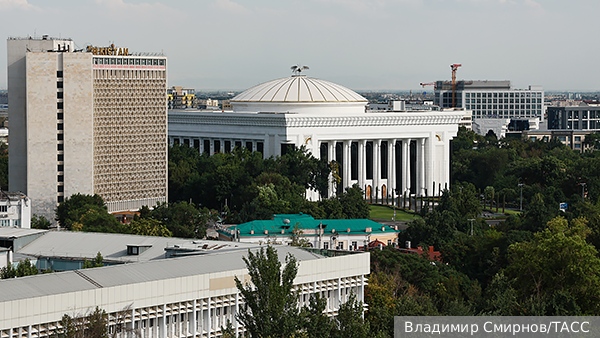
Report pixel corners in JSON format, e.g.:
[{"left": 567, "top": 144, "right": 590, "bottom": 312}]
[
  {"left": 57, "top": 81, "right": 63, "bottom": 89},
  {"left": 0, "top": 206, "right": 7, "bottom": 212},
  {"left": 57, "top": 92, "right": 63, "bottom": 99},
  {"left": 57, "top": 71, "right": 63, "bottom": 78}
]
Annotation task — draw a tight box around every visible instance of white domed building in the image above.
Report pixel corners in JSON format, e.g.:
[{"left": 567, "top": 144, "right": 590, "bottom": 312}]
[{"left": 169, "top": 72, "right": 465, "bottom": 202}]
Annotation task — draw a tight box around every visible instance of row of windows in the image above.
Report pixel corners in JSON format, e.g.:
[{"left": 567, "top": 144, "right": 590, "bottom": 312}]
[
  {"left": 57, "top": 72, "right": 63, "bottom": 204},
  {"left": 0, "top": 220, "right": 19, "bottom": 227},
  {"left": 472, "top": 111, "right": 541, "bottom": 118},
  {"left": 467, "top": 104, "right": 542, "bottom": 110},
  {"left": 465, "top": 98, "right": 542, "bottom": 104},
  {"left": 567, "top": 111, "right": 600, "bottom": 119},
  {"left": 93, "top": 57, "right": 166, "bottom": 66},
  {"left": 94, "top": 69, "right": 166, "bottom": 80},
  {"left": 465, "top": 92, "right": 542, "bottom": 98},
  {"left": 567, "top": 121, "right": 600, "bottom": 129}
]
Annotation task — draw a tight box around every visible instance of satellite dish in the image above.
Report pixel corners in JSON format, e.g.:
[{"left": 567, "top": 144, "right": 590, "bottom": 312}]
[{"left": 283, "top": 219, "right": 290, "bottom": 225}]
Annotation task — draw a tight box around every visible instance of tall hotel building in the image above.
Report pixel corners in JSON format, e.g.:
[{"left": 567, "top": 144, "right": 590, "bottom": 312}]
[
  {"left": 7, "top": 36, "right": 167, "bottom": 220},
  {"left": 434, "top": 80, "right": 544, "bottom": 120}
]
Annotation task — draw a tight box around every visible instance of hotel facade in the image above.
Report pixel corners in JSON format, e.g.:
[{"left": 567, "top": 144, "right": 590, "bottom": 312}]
[{"left": 7, "top": 36, "right": 168, "bottom": 220}]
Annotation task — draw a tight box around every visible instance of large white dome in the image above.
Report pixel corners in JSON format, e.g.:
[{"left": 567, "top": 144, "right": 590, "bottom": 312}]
[{"left": 232, "top": 75, "right": 367, "bottom": 103}]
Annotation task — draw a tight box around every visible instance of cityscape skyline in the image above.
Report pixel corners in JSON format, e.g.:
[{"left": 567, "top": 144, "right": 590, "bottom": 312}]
[{"left": 0, "top": 0, "right": 599, "bottom": 92}]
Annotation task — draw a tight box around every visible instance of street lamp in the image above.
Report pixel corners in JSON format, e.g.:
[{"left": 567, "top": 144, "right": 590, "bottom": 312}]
[
  {"left": 468, "top": 219, "right": 475, "bottom": 236},
  {"left": 518, "top": 183, "right": 524, "bottom": 211},
  {"left": 580, "top": 182, "right": 587, "bottom": 203}
]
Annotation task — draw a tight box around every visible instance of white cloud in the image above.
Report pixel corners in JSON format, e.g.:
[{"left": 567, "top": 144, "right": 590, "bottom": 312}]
[
  {"left": 214, "top": 0, "right": 251, "bottom": 15},
  {"left": 94, "top": 0, "right": 182, "bottom": 18},
  {"left": 524, "top": 0, "right": 542, "bottom": 10},
  {"left": 0, "top": 0, "right": 39, "bottom": 11}
]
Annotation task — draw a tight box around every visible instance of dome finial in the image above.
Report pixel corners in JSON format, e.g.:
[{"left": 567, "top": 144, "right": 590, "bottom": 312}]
[{"left": 291, "top": 64, "right": 309, "bottom": 76}]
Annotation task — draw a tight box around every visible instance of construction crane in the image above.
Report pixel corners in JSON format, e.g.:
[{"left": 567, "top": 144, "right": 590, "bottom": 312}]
[
  {"left": 419, "top": 82, "right": 436, "bottom": 88},
  {"left": 450, "top": 64, "right": 461, "bottom": 108}
]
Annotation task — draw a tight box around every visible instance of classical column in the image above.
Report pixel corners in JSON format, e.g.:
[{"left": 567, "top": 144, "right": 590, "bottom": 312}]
[
  {"left": 358, "top": 140, "right": 365, "bottom": 190},
  {"left": 343, "top": 140, "right": 351, "bottom": 189},
  {"left": 388, "top": 139, "right": 396, "bottom": 198},
  {"left": 402, "top": 139, "right": 411, "bottom": 195},
  {"left": 329, "top": 142, "right": 335, "bottom": 196},
  {"left": 420, "top": 138, "right": 426, "bottom": 196},
  {"left": 374, "top": 140, "right": 381, "bottom": 202}
]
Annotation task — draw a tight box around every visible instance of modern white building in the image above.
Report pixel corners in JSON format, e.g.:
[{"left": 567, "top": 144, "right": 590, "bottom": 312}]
[
  {"left": 435, "top": 80, "right": 544, "bottom": 119},
  {"left": 169, "top": 72, "right": 465, "bottom": 201},
  {"left": 0, "top": 242, "right": 369, "bottom": 338},
  {"left": 0, "top": 191, "right": 31, "bottom": 228},
  {"left": 7, "top": 36, "right": 168, "bottom": 221},
  {"left": 434, "top": 80, "right": 544, "bottom": 137}
]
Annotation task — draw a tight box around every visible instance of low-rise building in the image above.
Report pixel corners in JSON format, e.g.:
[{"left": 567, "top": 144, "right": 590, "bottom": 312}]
[
  {"left": 0, "top": 229, "right": 370, "bottom": 338},
  {"left": 168, "top": 86, "right": 196, "bottom": 109},
  {"left": 0, "top": 191, "right": 31, "bottom": 228},
  {"left": 506, "top": 129, "right": 591, "bottom": 152},
  {"left": 218, "top": 213, "right": 399, "bottom": 250}
]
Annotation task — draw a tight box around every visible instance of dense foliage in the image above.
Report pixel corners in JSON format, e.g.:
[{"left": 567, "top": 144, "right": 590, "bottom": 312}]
[
  {"left": 168, "top": 144, "right": 369, "bottom": 223},
  {"left": 55, "top": 194, "right": 212, "bottom": 238},
  {"left": 235, "top": 246, "right": 369, "bottom": 338},
  {"left": 364, "top": 128, "right": 600, "bottom": 336}
]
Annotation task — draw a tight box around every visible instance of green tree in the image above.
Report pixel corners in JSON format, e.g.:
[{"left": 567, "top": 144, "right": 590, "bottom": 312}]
[
  {"left": 82, "top": 252, "right": 104, "bottom": 269},
  {"left": 504, "top": 216, "right": 600, "bottom": 315},
  {"left": 234, "top": 246, "right": 301, "bottom": 338},
  {"left": 583, "top": 131, "right": 600, "bottom": 150},
  {"left": 55, "top": 194, "right": 123, "bottom": 232},
  {"left": 301, "top": 293, "right": 334, "bottom": 338},
  {"left": 142, "top": 202, "right": 215, "bottom": 238},
  {"left": 1, "top": 258, "right": 38, "bottom": 279},
  {"left": 339, "top": 184, "right": 370, "bottom": 219},
  {"left": 129, "top": 218, "right": 172, "bottom": 237},
  {"left": 289, "top": 223, "right": 311, "bottom": 247},
  {"left": 333, "top": 293, "right": 369, "bottom": 338},
  {"left": 56, "top": 306, "right": 108, "bottom": 338},
  {"left": 31, "top": 214, "right": 52, "bottom": 229}
]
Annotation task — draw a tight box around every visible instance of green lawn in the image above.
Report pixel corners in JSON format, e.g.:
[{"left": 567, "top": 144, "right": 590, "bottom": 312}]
[{"left": 369, "top": 205, "right": 421, "bottom": 221}]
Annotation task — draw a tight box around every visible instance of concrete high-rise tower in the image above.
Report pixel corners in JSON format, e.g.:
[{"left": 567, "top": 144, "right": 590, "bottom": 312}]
[{"left": 7, "top": 36, "right": 167, "bottom": 221}]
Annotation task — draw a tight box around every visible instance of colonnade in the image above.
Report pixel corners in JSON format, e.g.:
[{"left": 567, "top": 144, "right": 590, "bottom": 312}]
[
  {"left": 169, "top": 137, "right": 265, "bottom": 156},
  {"left": 320, "top": 138, "right": 429, "bottom": 201}
]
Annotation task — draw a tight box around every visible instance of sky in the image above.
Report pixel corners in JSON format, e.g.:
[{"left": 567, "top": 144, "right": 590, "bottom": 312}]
[{"left": 0, "top": 0, "right": 599, "bottom": 92}]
